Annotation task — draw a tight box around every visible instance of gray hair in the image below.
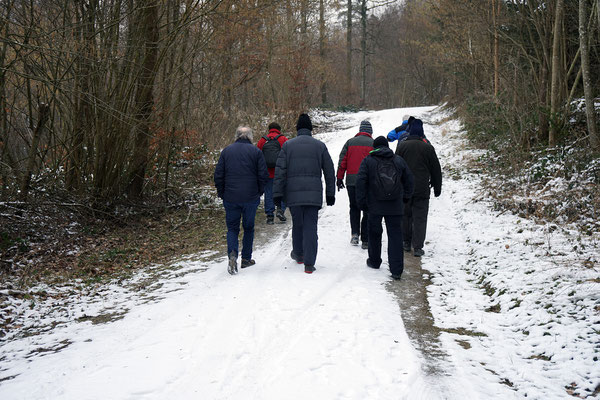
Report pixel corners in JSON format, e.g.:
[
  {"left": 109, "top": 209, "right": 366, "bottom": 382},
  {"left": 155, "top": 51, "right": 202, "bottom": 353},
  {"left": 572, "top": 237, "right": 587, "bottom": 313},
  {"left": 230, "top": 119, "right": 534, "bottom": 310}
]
[
  {"left": 402, "top": 114, "right": 410, "bottom": 121},
  {"left": 235, "top": 126, "right": 253, "bottom": 141}
]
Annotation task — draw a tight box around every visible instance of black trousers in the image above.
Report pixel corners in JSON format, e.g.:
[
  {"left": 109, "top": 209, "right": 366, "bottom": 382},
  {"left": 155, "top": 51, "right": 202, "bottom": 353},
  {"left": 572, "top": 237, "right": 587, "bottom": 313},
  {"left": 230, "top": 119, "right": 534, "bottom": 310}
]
[
  {"left": 347, "top": 186, "right": 368, "bottom": 242},
  {"left": 290, "top": 205, "right": 320, "bottom": 266},
  {"left": 367, "top": 214, "right": 404, "bottom": 276},
  {"left": 403, "top": 197, "right": 430, "bottom": 250}
]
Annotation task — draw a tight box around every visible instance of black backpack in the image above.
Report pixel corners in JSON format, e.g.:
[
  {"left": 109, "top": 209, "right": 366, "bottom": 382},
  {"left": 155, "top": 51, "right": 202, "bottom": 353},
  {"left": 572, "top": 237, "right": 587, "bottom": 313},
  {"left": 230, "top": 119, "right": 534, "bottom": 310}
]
[
  {"left": 261, "top": 134, "right": 283, "bottom": 168},
  {"left": 374, "top": 157, "right": 403, "bottom": 200}
]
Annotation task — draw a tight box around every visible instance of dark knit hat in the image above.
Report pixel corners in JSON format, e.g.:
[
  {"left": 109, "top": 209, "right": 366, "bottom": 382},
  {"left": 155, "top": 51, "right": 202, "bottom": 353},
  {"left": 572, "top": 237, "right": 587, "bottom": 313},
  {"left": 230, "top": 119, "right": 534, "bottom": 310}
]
[
  {"left": 373, "top": 136, "right": 389, "bottom": 148},
  {"left": 408, "top": 119, "right": 424, "bottom": 137},
  {"left": 296, "top": 113, "right": 313, "bottom": 131},
  {"left": 359, "top": 120, "right": 373, "bottom": 135},
  {"left": 268, "top": 122, "right": 281, "bottom": 131}
]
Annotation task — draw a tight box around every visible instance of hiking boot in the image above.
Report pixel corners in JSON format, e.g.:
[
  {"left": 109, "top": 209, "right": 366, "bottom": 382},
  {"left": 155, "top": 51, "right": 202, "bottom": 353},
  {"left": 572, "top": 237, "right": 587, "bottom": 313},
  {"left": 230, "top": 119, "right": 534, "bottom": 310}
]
[
  {"left": 304, "top": 264, "right": 316, "bottom": 274},
  {"left": 228, "top": 252, "right": 238, "bottom": 275},
  {"left": 241, "top": 259, "right": 255, "bottom": 268},
  {"left": 413, "top": 248, "right": 425, "bottom": 257},
  {"left": 276, "top": 207, "right": 287, "bottom": 222},
  {"left": 366, "top": 258, "right": 379, "bottom": 269},
  {"left": 361, "top": 241, "right": 368, "bottom": 250},
  {"left": 290, "top": 250, "right": 304, "bottom": 264},
  {"left": 266, "top": 215, "right": 274, "bottom": 225},
  {"left": 350, "top": 234, "right": 359, "bottom": 246},
  {"left": 391, "top": 274, "right": 402, "bottom": 280},
  {"left": 403, "top": 241, "right": 411, "bottom": 252}
]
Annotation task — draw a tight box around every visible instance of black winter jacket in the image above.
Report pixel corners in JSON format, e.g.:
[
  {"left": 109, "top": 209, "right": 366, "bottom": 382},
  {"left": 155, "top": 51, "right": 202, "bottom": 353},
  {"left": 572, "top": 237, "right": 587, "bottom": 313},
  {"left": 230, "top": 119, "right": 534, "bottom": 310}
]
[
  {"left": 355, "top": 146, "right": 414, "bottom": 215},
  {"left": 214, "top": 138, "right": 269, "bottom": 203},
  {"left": 273, "top": 128, "right": 335, "bottom": 208},
  {"left": 395, "top": 136, "right": 442, "bottom": 198}
]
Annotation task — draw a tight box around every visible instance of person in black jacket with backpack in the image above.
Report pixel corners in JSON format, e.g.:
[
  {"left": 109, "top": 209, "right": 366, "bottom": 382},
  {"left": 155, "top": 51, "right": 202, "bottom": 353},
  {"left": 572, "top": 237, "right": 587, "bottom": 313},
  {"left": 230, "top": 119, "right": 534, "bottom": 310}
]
[
  {"left": 355, "top": 136, "right": 414, "bottom": 279},
  {"left": 395, "top": 119, "right": 442, "bottom": 257}
]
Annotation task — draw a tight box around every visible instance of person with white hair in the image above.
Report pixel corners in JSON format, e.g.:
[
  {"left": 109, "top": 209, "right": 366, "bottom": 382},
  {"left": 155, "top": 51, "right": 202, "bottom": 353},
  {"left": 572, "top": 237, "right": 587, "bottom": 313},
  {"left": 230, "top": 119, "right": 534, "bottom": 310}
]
[{"left": 214, "top": 126, "right": 269, "bottom": 275}]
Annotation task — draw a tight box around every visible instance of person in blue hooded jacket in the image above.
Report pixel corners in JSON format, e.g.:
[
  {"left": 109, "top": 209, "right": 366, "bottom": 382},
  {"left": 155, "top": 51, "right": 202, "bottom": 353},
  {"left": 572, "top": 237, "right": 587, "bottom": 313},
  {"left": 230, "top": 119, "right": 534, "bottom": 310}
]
[
  {"left": 214, "top": 126, "right": 269, "bottom": 275},
  {"left": 387, "top": 115, "right": 430, "bottom": 147}
]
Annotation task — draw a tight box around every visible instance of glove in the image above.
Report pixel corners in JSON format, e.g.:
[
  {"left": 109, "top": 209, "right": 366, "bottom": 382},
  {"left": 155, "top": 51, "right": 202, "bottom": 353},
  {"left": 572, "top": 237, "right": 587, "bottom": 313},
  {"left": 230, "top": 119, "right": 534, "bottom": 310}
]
[
  {"left": 326, "top": 195, "right": 335, "bottom": 206},
  {"left": 273, "top": 196, "right": 282, "bottom": 207},
  {"left": 434, "top": 188, "right": 441, "bottom": 198},
  {"left": 336, "top": 178, "right": 345, "bottom": 191},
  {"left": 403, "top": 197, "right": 411, "bottom": 204}
]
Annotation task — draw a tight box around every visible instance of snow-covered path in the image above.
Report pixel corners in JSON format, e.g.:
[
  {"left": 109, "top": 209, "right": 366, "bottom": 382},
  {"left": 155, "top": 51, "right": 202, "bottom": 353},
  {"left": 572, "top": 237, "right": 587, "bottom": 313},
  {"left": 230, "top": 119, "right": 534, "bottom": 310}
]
[{"left": 1, "top": 107, "right": 598, "bottom": 400}]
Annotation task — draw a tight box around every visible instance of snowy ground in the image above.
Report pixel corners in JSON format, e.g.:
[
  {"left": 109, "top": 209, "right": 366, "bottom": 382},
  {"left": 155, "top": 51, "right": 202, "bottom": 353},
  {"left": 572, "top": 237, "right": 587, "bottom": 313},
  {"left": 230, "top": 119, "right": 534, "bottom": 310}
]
[{"left": 0, "top": 107, "right": 598, "bottom": 399}]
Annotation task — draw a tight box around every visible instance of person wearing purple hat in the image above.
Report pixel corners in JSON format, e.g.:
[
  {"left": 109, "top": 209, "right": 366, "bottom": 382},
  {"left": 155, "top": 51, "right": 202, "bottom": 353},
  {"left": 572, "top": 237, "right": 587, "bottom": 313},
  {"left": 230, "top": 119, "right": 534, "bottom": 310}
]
[{"left": 395, "top": 119, "right": 442, "bottom": 257}]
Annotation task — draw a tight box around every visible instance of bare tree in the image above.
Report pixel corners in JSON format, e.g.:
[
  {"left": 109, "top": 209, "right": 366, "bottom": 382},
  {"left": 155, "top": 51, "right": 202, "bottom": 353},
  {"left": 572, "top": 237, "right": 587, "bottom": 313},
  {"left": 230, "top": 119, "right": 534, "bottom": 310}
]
[
  {"left": 549, "top": 0, "right": 565, "bottom": 147},
  {"left": 579, "top": 0, "right": 598, "bottom": 149}
]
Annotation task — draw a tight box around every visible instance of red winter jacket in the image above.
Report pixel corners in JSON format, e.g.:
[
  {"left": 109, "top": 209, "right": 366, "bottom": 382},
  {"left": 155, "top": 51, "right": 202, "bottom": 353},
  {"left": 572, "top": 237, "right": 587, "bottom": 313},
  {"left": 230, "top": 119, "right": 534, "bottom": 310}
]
[
  {"left": 336, "top": 132, "right": 374, "bottom": 186},
  {"left": 257, "top": 128, "right": 288, "bottom": 178}
]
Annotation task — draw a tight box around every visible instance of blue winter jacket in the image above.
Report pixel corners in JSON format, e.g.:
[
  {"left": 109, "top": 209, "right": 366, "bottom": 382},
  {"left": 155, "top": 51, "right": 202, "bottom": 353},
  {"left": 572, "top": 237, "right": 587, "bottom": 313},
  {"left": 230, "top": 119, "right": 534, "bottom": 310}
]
[
  {"left": 387, "top": 119, "right": 410, "bottom": 142},
  {"left": 272, "top": 128, "right": 336, "bottom": 208},
  {"left": 214, "top": 138, "right": 269, "bottom": 203}
]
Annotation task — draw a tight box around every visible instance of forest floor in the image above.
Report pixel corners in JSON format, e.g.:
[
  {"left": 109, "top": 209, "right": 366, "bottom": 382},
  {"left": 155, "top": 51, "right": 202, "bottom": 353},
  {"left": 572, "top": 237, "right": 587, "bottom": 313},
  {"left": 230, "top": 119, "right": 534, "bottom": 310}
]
[{"left": 0, "top": 107, "right": 599, "bottom": 399}]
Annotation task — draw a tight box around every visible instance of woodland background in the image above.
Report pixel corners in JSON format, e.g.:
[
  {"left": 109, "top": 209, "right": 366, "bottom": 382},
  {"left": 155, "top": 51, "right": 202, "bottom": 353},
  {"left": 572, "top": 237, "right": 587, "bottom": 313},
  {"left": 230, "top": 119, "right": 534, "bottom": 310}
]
[{"left": 0, "top": 0, "right": 599, "bottom": 281}]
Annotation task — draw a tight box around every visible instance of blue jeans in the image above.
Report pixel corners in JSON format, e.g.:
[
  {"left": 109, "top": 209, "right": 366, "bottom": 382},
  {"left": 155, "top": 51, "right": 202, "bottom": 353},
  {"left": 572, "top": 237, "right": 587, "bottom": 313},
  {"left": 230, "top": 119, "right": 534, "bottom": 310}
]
[
  {"left": 263, "top": 177, "right": 286, "bottom": 216},
  {"left": 223, "top": 199, "right": 259, "bottom": 260}
]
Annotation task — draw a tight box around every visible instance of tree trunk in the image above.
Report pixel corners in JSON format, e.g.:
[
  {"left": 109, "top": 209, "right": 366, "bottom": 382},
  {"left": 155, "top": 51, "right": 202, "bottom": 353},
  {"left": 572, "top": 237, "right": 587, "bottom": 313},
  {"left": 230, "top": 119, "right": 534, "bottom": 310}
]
[
  {"left": 579, "top": 0, "right": 599, "bottom": 149},
  {"left": 549, "top": 0, "right": 564, "bottom": 147},
  {"left": 492, "top": 0, "right": 499, "bottom": 98},
  {"left": 319, "top": 0, "right": 327, "bottom": 105},
  {"left": 359, "top": 0, "right": 367, "bottom": 107},
  {"left": 19, "top": 103, "right": 50, "bottom": 202},
  {"left": 346, "top": 0, "right": 352, "bottom": 100},
  {"left": 129, "top": 1, "right": 159, "bottom": 199}
]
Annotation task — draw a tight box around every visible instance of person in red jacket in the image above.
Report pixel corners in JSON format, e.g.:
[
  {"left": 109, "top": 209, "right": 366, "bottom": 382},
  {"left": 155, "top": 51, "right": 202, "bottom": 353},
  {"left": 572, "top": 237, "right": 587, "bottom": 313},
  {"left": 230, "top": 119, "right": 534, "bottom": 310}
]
[
  {"left": 257, "top": 122, "right": 289, "bottom": 224},
  {"left": 336, "top": 120, "right": 374, "bottom": 248}
]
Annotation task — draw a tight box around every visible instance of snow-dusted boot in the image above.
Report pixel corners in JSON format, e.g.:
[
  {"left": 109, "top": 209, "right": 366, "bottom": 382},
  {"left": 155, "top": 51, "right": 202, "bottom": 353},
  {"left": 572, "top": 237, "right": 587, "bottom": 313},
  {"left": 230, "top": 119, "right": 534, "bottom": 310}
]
[
  {"left": 276, "top": 207, "right": 286, "bottom": 222},
  {"left": 350, "top": 234, "right": 359, "bottom": 245},
  {"left": 228, "top": 252, "right": 238, "bottom": 275}
]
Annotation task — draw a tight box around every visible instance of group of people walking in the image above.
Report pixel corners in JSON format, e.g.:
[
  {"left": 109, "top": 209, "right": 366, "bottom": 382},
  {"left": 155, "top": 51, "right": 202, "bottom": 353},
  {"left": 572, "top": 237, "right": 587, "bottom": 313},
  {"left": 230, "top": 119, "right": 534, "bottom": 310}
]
[{"left": 214, "top": 113, "right": 442, "bottom": 279}]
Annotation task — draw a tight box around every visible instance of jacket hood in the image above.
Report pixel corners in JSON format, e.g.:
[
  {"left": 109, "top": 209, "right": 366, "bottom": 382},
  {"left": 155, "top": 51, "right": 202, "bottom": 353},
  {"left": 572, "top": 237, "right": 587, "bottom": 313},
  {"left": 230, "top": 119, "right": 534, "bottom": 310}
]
[
  {"left": 370, "top": 146, "right": 394, "bottom": 159},
  {"left": 268, "top": 128, "right": 281, "bottom": 137}
]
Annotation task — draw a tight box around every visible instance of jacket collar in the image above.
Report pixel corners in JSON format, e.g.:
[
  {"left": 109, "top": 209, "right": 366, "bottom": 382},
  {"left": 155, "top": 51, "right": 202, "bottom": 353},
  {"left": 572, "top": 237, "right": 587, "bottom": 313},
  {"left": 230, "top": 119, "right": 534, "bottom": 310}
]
[
  {"left": 297, "top": 128, "right": 312, "bottom": 136},
  {"left": 268, "top": 128, "right": 281, "bottom": 137},
  {"left": 370, "top": 146, "right": 394, "bottom": 158},
  {"left": 356, "top": 132, "right": 373, "bottom": 138},
  {"left": 235, "top": 138, "right": 252, "bottom": 144}
]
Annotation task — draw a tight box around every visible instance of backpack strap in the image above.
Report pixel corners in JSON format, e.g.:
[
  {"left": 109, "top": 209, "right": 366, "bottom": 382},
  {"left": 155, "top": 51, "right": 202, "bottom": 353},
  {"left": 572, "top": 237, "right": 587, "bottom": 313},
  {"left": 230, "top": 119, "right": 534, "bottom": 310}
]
[{"left": 264, "top": 134, "right": 282, "bottom": 142}]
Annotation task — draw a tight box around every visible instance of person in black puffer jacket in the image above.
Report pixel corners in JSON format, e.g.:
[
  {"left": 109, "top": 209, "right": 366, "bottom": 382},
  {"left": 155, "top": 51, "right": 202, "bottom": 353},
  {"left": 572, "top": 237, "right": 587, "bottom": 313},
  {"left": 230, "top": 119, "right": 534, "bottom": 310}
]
[
  {"left": 214, "top": 126, "right": 269, "bottom": 275},
  {"left": 395, "top": 119, "right": 442, "bottom": 257},
  {"left": 355, "top": 136, "right": 414, "bottom": 279},
  {"left": 273, "top": 113, "right": 336, "bottom": 274}
]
